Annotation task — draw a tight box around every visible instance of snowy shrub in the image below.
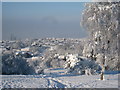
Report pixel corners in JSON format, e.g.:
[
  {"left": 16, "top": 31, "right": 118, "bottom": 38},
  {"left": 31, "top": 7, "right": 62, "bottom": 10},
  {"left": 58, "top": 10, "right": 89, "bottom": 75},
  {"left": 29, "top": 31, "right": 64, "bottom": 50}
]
[
  {"left": 40, "top": 48, "right": 67, "bottom": 69},
  {"left": 2, "top": 52, "right": 35, "bottom": 75},
  {"left": 26, "top": 57, "right": 44, "bottom": 74},
  {"left": 64, "top": 54, "right": 101, "bottom": 75}
]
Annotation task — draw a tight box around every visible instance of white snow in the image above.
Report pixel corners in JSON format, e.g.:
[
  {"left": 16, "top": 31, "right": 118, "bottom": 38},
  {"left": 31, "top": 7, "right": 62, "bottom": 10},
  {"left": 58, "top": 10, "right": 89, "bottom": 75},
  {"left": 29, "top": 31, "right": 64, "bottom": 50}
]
[
  {"left": 1, "top": 68, "right": 119, "bottom": 88},
  {"left": 20, "top": 47, "right": 30, "bottom": 52}
]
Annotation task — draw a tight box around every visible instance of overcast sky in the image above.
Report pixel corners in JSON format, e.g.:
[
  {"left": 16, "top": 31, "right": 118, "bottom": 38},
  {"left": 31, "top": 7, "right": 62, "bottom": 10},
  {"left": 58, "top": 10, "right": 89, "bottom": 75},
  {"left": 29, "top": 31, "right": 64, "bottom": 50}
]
[{"left": 2, "top": 2, "right": 88, "bottom": 40}]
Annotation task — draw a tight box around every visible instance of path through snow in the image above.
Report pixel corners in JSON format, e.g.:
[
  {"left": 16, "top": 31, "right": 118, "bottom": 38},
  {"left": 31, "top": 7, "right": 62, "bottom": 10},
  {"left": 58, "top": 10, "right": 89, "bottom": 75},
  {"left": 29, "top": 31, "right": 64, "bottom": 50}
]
[{"left": 1, "top": 68, "right": 119, "bottom": 88}]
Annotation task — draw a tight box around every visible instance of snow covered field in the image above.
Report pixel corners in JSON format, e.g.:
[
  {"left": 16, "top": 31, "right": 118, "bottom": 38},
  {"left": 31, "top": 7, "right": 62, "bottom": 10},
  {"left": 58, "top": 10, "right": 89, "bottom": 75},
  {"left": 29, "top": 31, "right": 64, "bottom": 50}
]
[{"left": 1, "top": 68, "right": 119, "bottom": 88}]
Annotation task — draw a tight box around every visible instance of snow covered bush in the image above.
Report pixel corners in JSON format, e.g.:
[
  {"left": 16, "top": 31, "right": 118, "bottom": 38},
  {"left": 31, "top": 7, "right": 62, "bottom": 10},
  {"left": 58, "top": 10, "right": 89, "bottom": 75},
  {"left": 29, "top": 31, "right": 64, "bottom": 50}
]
[
  {"left": 26, "top": 57, "right": 44, "bottom": 74},
  {"left": 81, "top": 2, "right": 120, "bottom": 70},
  {"left": 64, "top": 54, "right": 101, "bottom": 75},
  {"left": 2, "top": 51, "right": 35, "bottom": 75},
  {"left": 41, "top": 49, "right": 66, "bottom": 69}
]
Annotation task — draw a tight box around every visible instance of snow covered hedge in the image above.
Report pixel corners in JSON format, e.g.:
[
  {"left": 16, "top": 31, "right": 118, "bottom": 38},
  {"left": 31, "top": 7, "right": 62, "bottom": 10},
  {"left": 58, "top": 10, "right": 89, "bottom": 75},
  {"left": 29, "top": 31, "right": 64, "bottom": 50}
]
[
  {"left": 64, "top": 54, "right": 101, "bottom": 75},
  {"left": 2, "top": 51, "right": 35, "bottom": 75}
]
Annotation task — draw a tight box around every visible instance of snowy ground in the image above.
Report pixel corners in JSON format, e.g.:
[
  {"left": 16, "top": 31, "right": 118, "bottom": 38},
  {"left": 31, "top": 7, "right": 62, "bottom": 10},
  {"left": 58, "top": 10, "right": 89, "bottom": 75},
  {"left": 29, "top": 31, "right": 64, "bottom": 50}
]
[{"left": 1, "top": 68, "right": 119, "bottom": 88}]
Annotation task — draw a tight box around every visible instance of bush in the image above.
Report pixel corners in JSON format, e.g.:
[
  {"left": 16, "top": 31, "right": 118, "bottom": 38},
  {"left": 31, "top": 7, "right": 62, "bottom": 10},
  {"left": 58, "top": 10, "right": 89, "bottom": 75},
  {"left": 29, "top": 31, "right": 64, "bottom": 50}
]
[{"left": 2, "top": 52, "right": 35, "bottom": 75}]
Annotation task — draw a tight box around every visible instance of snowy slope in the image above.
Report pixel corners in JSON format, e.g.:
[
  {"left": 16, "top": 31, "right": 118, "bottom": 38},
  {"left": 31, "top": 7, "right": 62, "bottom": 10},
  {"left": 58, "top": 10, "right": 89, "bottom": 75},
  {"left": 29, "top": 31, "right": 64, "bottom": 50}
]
[{"left": 1, "top": 68, "right": 119, "bottom": 88}]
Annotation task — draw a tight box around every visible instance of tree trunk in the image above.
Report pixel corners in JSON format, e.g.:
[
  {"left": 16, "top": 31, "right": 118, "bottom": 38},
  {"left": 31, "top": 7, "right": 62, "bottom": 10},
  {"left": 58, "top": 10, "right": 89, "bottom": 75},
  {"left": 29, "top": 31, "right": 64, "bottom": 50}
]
[
  {"left": 100, "top": 72, "right": 104, "bottom": 80},
  {"left": 100, "top": 65, "right": 105, "bottom": 80}
]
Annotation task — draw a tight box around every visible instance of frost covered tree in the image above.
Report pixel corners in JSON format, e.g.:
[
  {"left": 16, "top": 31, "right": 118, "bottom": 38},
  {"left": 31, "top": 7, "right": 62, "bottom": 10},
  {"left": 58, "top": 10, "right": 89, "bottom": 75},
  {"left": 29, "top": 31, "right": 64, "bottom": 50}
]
[{"left": 81, "top": 2, "right": 120, "bottom": 79}]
